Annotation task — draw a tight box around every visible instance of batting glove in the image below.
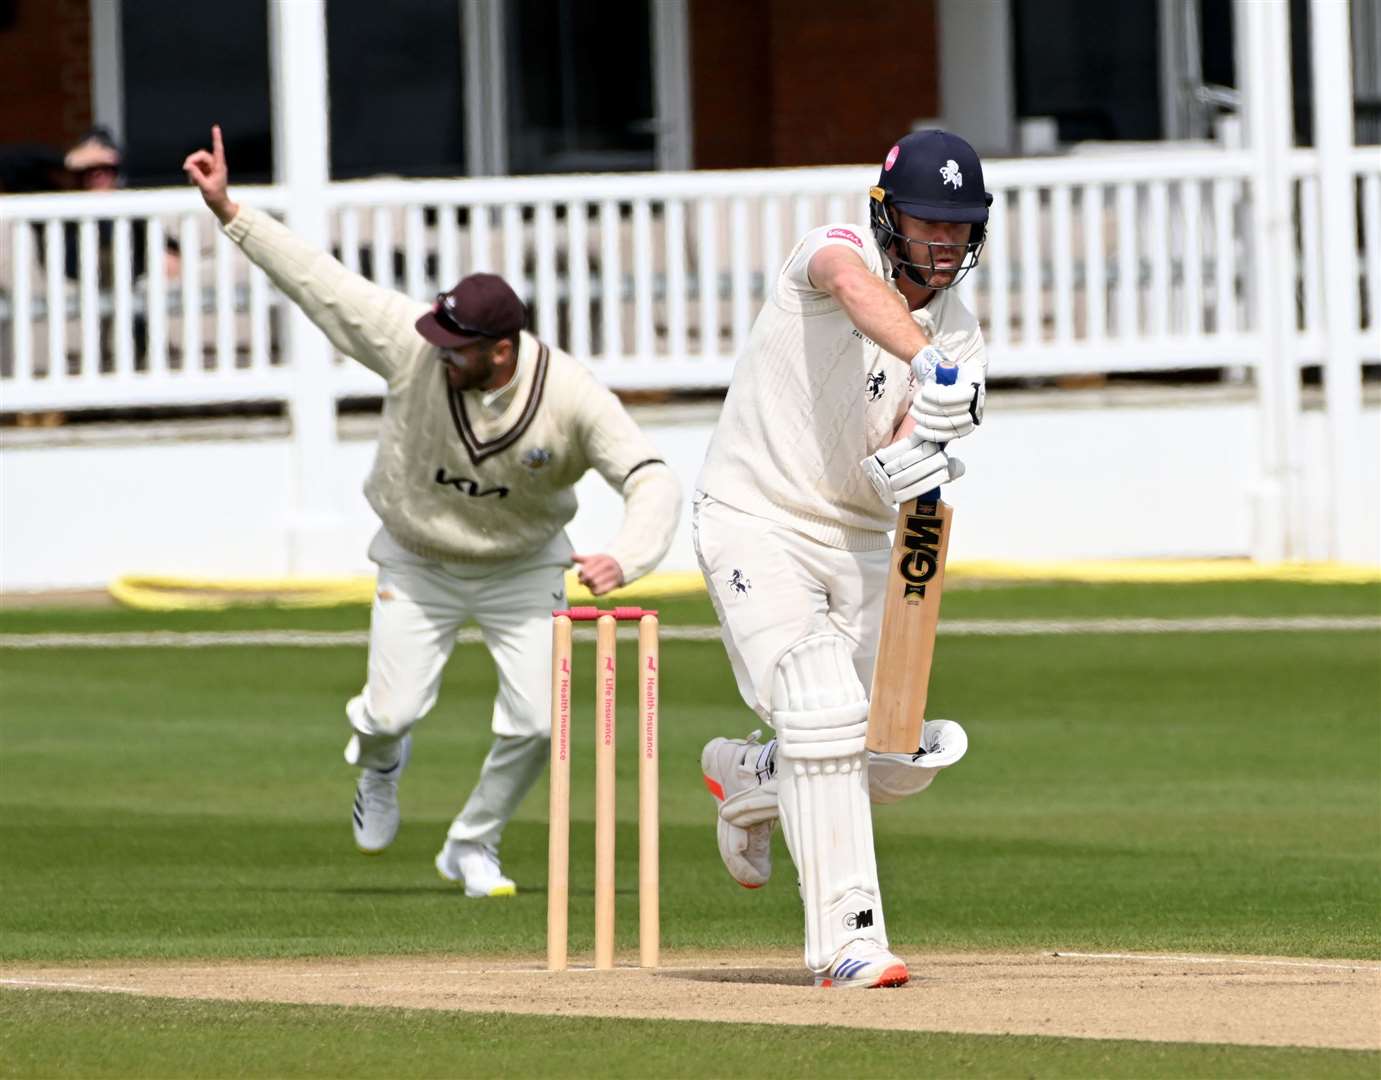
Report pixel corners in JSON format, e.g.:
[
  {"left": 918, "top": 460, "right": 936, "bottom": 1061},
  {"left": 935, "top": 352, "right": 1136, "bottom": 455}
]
[
  {"left": 908, "top": 353, "right": 985, "bottom": 444},
  {"left": 860, "top": 432, "right": 965, "bottom": 505}
]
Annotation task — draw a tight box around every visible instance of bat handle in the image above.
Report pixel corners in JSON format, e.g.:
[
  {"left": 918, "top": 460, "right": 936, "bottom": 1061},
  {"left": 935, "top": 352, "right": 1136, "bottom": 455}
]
[{"left": 919, "top": 361, "right": 958, "bottom": 503}]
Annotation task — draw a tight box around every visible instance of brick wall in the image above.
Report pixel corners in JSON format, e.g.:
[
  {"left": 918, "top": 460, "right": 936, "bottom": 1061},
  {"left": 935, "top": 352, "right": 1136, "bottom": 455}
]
[
  {"left": 689, "top": 0, "right": 773, "bottom": 168},
  {"left": 0, "top": 0, "right": 92, "bottom": 150},
  {"left": 690, "top": 0, "right": 938, "bottom": 169}
]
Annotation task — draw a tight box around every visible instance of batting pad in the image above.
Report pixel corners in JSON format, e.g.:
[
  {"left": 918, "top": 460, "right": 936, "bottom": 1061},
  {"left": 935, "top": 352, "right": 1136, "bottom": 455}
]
[{"left": 772, "top": 634, "right": 888, "bottom": 972}]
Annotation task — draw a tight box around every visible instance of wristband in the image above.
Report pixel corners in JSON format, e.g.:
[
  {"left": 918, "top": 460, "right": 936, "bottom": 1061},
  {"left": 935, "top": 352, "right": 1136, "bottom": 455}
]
[{"left": 910, "top": 345, "right": 951, "bottom": 383}]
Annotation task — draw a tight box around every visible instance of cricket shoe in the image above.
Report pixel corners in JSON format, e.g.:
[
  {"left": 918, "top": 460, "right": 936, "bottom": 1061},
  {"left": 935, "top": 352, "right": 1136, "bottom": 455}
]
[
  {"left": 816, "top": 941, "right": 909, "bottom": 989},
  {"left": 352, "top": 735, "right": 410, "bottom": 854},
  {"left": 701, "top": 730, "right": 779, "bottom": 888},
  {"left": 435, "top": 840, "right": 517, "bottom": 898}
]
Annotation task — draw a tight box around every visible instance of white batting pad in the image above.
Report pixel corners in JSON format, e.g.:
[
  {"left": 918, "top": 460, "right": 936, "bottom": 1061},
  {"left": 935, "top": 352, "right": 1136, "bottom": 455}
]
[
  {"left": 868, "top": 718, "right": 969, "bottom": 804},
  {"left": 772, "top": 634, "right": 888, "bottom": 972}
]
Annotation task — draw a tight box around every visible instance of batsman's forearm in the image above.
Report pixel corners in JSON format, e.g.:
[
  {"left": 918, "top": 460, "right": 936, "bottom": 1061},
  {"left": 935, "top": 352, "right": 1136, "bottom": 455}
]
[{"left": 830, "top": 269, "right": 930, "bottom": 360}]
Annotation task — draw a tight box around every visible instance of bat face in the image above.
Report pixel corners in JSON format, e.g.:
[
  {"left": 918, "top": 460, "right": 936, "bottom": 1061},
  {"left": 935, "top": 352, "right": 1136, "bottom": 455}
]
[
  {"left": 867, "top": 495, "right": 954, "bottom": 754},
  {"left": 896, "top": 500, "right": 945, "bottom": 599}
]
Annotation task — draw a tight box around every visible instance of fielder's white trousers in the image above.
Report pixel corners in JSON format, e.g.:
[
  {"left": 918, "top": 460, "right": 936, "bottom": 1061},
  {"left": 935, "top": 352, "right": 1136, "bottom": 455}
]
[
  {"left": 691, "top": 493, "right": 888, "bottom": 718},
  {"left": 346, "top": 526, "right": 569, "bottom": 849}
]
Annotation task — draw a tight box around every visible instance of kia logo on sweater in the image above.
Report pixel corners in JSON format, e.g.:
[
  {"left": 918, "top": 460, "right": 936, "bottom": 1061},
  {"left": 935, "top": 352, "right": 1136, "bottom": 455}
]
[{"left": 434, "top": 468, "right": 509, "bottom": 498}]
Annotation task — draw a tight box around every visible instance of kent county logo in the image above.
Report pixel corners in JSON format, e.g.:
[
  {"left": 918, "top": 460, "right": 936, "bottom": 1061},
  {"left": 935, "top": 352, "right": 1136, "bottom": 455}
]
[
  {"left": 866, "top": 370, "right": 886, "bottom": 401},
  {"left": 522, "top": 447, "right": 552, "bottom": 470},
  {"left": 939, "top": 159, "right": 963, "bottom": 189}
]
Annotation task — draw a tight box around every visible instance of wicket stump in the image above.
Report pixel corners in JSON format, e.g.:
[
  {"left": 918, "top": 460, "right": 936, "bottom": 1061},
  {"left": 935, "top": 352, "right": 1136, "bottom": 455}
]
[{"left": 547, "top": 606, "right": 659, "bottom": 971}]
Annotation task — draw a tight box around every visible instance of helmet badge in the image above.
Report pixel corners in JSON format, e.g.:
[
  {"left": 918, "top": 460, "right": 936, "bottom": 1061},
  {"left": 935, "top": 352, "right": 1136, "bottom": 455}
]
[{"left": 939, "top": 160, "right": 963, "bottom": 189}]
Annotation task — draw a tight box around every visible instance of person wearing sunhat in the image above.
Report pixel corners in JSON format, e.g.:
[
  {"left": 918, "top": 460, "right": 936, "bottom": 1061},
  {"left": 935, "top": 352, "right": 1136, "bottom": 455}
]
[
  {"left": 64, "top": 127, "right": 124, "bottom": 191},
  {"left": 183, "top": 125, "right": 681, "bottom": 897},
  {"left": 57, "top": 128, "right": 179, "bottom": 361}
]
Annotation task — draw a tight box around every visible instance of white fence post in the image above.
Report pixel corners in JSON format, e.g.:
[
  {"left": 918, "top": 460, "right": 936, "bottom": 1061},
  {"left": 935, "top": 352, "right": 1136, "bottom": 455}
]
[
  {"left": 1237, "top": 0, "right": 1300, "bottom": 560},
  {"left": 269, "top": 0, "right": 341, "bottom": 574},
  {"left": 1311, "top": 0, "right": 1366, "bottom": 562}
]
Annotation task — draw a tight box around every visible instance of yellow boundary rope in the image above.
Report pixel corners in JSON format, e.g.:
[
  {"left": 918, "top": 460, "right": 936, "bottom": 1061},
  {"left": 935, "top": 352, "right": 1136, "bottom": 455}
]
[
  {"left": 108, "top": 570, "right": 710, "bottom": 611},
  {"left": 108, "top": 561, "right": 1379, "bottom": 611}
]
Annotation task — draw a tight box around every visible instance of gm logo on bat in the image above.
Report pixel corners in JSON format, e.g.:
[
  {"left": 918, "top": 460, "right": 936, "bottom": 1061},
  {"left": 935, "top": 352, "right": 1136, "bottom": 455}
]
[{"left": 897, "top": 503, "right": 944, "bottom": 599}]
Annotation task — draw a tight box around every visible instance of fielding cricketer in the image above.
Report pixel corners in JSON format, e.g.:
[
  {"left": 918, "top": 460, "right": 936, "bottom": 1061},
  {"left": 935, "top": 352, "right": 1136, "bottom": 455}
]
[
  {"left": 185, "top": 126, "right": 680, "bottom": 897},
  {"left": 697, "top": 131, "right": 988, "bottom": 987}
]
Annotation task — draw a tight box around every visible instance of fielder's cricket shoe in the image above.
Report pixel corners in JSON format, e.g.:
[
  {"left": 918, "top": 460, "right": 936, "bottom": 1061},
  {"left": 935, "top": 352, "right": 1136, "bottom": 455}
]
[
  {"left": 701, "top": 730, "right": 779, "bottom": 888},
  {"left": 816, "top": 941, "right": 909, "bottom": 989},
  {"left": 352, "top": 735, "right": 410, "bottom": 854},
  {"left": 435, "top": 840, "right": 517, "bottom": 898}
]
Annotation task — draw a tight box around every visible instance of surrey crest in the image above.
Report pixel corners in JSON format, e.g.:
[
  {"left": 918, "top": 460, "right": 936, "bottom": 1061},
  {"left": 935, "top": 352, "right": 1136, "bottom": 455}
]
[{"left": 522, "top": 447, "right": 552, "bottom": 470}]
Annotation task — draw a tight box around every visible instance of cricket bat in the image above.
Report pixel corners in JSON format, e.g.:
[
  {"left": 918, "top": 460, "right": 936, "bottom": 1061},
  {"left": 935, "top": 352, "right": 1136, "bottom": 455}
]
[{"left": 865, "top": 363, "right": 958, "bottom": 754}]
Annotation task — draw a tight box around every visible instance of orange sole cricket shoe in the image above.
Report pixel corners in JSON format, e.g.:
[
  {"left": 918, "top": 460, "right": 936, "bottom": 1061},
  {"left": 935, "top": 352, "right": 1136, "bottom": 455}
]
[
  {"left": 815, "top": 948, "right": 910, "bottom": 989},
  {"left": 701, "top": 733, "right": 778, "bottom": 889}
]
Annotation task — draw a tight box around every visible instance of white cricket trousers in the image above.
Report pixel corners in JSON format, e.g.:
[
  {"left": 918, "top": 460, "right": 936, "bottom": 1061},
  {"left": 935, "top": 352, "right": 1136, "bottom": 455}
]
[
  {"left": 691, "top": 493, "right": 889, "bottom": 717},
  {"left": 346, "top": 527, "right": 569, "bottom": 850}
]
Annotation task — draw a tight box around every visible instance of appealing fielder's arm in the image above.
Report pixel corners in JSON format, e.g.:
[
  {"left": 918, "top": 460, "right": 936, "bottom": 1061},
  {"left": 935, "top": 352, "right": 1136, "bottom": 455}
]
[{"left": 183, "top": 125, "right": 418, "bottom": 380}]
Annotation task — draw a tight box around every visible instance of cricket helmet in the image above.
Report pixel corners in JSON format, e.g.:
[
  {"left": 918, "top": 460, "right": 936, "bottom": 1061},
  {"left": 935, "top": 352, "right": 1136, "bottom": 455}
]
[{"left": 869, "top": 129, "right": 993, "bottom": 290}]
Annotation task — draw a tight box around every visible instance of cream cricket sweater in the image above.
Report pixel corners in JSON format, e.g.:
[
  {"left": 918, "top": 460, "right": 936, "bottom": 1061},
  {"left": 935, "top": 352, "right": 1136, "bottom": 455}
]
[
  {"left": 223, "top": 206, "right": 680, "bottom": 580},
  {"left": 697, "top": 222, "right": 987, "bottom": 551}
]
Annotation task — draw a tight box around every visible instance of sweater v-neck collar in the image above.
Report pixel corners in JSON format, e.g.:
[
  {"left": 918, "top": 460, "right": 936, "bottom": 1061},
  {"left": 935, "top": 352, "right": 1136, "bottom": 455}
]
[{"left": 445, "top": 336, "right": 550, "bottom": 466}]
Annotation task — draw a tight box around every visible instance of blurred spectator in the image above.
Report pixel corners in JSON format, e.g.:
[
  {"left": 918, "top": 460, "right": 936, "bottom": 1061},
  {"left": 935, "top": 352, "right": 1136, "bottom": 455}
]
[
  {"left": 64, "top": 128, "right": 123, "bottom": 192},
  {"left": 22, "top": 127, "right": 183, "bottom": 371},
  {"left": 59, "top": 127, "right": 181, "bottom": 284}
]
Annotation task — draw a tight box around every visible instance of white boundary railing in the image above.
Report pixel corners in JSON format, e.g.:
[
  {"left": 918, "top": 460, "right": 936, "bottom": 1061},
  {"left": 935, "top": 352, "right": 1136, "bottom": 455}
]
[
  {"left": 2, "top": 187, "right": 291, "bottom": 409},
  {"left": 3, "top": 146, "right": 1377, "bottom": 413}
]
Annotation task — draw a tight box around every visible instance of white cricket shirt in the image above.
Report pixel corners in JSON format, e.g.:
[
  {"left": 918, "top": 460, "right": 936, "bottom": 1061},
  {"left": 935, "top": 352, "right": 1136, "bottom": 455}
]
[{"left": 698, "top": 222, "right": 986, "bottom": 550}]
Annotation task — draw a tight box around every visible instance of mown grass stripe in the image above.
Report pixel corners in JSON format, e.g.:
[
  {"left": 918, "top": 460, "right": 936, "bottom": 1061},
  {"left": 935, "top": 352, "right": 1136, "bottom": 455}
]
[{"left": 0, "top": 615, "right": 1376, "bottom": 649}]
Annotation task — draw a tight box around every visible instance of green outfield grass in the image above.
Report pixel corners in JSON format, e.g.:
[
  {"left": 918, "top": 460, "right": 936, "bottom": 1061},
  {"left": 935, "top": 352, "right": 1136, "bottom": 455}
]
[{"left": 2, "top": 581, "right": 1378, "bottom": 1077}]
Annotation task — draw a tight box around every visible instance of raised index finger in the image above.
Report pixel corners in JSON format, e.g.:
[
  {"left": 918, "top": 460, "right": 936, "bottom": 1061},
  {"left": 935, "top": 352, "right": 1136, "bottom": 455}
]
[{"left": 212, "top": 124, "right": 224, "bottom": 163}]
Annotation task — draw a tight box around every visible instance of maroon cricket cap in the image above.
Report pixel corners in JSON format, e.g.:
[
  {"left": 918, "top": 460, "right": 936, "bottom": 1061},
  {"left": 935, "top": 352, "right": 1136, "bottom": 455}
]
[{"left": 415, "top": 273, "right": 526, "bottom": 348}]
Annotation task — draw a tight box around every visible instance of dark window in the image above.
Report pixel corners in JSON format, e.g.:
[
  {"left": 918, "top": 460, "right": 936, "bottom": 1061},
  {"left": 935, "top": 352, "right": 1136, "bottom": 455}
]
[
  {"left": 326, "top": 0, "right": 466, "bottom": 179},
  {"left": 120, "top": 1, "right": 273, "bottom": 186},
  {"left": 1287, "top": 0, "right": 1312, "bottom": 145},
  {"left": 1199, "top": 0, "right": 1235, "bottom": 88},
  {"left": 1012, "top": 0, "right": 1162, "bottom": 142},
  {"left": 505, "top": 0, "right": 655, "bottom": 174}
]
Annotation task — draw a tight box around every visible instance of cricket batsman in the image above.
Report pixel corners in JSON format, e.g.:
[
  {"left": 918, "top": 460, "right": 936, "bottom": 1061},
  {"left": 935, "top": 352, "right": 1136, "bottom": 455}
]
[{"left": 696, "top": 131, "right": 988, "bottom": 986}]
